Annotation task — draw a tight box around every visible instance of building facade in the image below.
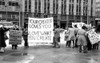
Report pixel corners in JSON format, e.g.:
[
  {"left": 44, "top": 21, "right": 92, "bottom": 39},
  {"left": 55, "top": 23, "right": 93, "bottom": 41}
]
[
  {"left": 0, "top": 0, "right": 96, "bottom": 28},
  {"left": 95, "top": 0, "right": 100, "bottom": 26},
  {"left": 24, "top": 0, "right": 96, "bottom": 28},
  {"left": 0, "top": 0, "right": 24, "bottom": 27}
]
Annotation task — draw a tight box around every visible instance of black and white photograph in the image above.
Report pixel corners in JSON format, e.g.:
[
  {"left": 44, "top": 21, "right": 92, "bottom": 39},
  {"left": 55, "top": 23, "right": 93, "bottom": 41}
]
[{"left": 0, "top": 0, "right": 100, "bottom": 63}]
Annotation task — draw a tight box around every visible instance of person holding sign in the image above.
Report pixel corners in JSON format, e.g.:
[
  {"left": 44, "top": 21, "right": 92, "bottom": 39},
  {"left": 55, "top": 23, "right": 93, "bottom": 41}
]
[{"left": 11, "top": 25, "right": 19, "bottom": 50}]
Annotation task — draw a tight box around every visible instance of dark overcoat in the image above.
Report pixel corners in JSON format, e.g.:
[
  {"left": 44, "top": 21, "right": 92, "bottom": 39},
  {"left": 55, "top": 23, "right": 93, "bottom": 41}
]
[
  {"left": 22, "top": 29, "right": 28, "bottom": 40},
  {"left": 0, "top": 27, "right": 8, "bottom": 47}
]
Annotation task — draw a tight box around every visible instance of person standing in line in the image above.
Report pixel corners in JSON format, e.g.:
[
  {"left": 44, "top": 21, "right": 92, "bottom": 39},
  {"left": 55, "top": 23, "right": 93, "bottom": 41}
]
[
  {"left": 65, "top": 27, "right": 71, "bottom": 48},
  {"left": 66, "top": 27, "right": 75, "bottom": 48},
  {"left": 77, "top": 26, "right": 88, "bottom": 53},
  {"left": 53, "top": 25, "right": 64, "bottom": 48},
  {"left": 74, "top": 25, "right": 79, "bottom": 48},
  {"left": 0, "top": 24, "right": 9, "bottom": 52},
  {"left": 22, "top": 27, "right": 29, "bottom": 48}
]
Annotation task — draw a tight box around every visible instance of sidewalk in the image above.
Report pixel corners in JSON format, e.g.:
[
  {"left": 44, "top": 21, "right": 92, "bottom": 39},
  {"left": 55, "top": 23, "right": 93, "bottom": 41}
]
[{"left": 0, "top": 45, "right": 34, "bottom": 63}]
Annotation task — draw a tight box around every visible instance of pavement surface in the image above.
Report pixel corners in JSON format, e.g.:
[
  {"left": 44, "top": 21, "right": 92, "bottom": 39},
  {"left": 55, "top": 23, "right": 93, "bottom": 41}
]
[{"left": 0, "top": 44, "right": 100, "bottom": 63}]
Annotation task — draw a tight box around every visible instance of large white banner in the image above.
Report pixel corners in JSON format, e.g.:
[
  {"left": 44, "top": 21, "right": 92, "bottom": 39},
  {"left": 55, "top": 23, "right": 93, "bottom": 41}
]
[
  {"left": 0, "top": 21, "right": 14, "bottom": 28},
  {"left": 28, "top": 17, "right": 54, "bottom": 45}
]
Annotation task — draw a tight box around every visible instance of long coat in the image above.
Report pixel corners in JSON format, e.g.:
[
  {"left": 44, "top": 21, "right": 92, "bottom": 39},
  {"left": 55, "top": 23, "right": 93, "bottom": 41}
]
[
  {"left": 67, "top": 28, "right": 75, "bottom": 41},
  {"left": 0, "top": 27, "right": 8, "bottom": 47},
  {"left": 77, "top": 29, "right": 87, "bottom": 46},
  {"left": 22, "top": 29, "right": 28, "bottom": 40},
  {"left": 54, "top": 28, "right": 64, "bottom": 42}
]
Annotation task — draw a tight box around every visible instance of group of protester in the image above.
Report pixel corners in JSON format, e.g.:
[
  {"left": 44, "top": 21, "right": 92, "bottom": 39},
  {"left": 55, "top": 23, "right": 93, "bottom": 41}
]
[
  {"left": 0, "top": 23, "right": 99, "bottom": 53},
  {"left": 0, "top": 24, "right": 29, "bottom": 53},
  {"left": 53, "top": 24, "right": 100, "bottom": 53}
]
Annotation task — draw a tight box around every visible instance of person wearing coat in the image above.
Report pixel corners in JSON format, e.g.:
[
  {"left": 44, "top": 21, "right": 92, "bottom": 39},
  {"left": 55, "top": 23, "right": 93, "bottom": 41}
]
[
  {"left": 53, "top": 25, "right": 64, "bottom": 48},
  {"left": 73, "top": 25, "right": 79, "bottom": 48},
  {"left": 0, "top": 24, "right": 9, "bottom": 52},
  {"left": 22, "top": 27, "right": 29, "bottom": 48},
  {"left": 77, "top": 26, "right": 88, "bottom": 53},
  {"left": 11, "top": 25, "right": 19, "bottom": 50},
  {"left": 66, "top": 28, "right": 75, "bottom": 48}
]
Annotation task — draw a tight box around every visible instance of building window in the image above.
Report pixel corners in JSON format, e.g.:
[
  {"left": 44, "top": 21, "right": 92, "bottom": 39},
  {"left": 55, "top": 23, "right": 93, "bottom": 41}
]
[
  {"left": 79, "top": 6, "right": 81, "bottom": 15},
  {"left": 69, "top": 3, "right": 74, "bottom": 15},
  {"left": 56, "top": 0, "right": 58, "bottom": 14},
  {"left": 72, "top": 0, "right": 74, "bottom": 3},
  {"left": 64, "top": 0, "right": 66, "bottom": 15},
  {"left": 25, "top": 0, "right": 27, "bottom": 12},
  {"left": 61, "top": 0, "right": 66, "bottom": 15},
  {"left": 61, "top": 0, "right": 63, "bottom": 14},
  {"left": 77, "top": 0, "right": 79, "bottom": 3},
  {"left": 69, "top": 0, "right": 71, "bottom": 3},
  {"left": 91, "top": 0, "right": 93, "bottom": 16},
  {"left": 72, "top": 4, "right": 74, "bottom": 15},
  {"left": 12, "top": 15, "right": 16, "bottom": 19},
  {"left": 44, "top": 0, "right": 46, "bottom": 13},
  {"left": 53, "top": 0, "right": 58, "bottom": 14},
  {"left": 47, "top": 0, "right": 50, "bottom": 14},
  {"left": 53, "top": 0, "right": 55, "bottom": 14},
  {"left": 2, "top": 14, "right": 6, "bottom": 19},
  {"left": 0, "top": 14, "right": 2, "bottom": 19},
  {"left": 15, "top": 15, "right": 19, "bottom": 19},
  {"left": 29, "top": 0, "right": 31, "bottom": 12},
  {"left": 79, "top": 0, "right": 81, "bottom": 4},
  {"left": 35, "top": 0, "right": 37, "bottom": 13},
  {"left": 9, "top": 1, "right": 19, "bottom": 6},
  {"left": 0, "top": 1, "right": 5, "bottom": 5},
  {"left": 38, "top": 0, "right": 41, "bottom": 13},
  {"left": 69, "top": 0, "right": 74, "bottom": 3},
  {"left": 69, "top": 4, "right": 71, "bottom": 15}
]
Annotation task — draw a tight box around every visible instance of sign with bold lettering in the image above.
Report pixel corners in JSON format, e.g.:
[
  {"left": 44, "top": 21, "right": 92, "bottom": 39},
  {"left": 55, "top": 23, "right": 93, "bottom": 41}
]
[
  {"left": 87, "top": 30, "right": 100, "bottom": 44},
  {"left": 28, "top": 17, "right": 54, "bottom": 45},
  {"left": 9, "top": 30, "right": 22, "bottom": 45},
  {"left": 0, "top": 21, "right": 14, "bottom": 28}
]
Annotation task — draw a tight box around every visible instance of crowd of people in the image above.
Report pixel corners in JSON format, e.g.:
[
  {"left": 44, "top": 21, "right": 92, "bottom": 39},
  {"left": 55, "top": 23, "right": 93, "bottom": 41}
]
[
  {"left": 0, "top": 23, "right": 100, "bottom": 53},
  {"left": 53, "top": 24, "right": 100, "bottom": 53}
]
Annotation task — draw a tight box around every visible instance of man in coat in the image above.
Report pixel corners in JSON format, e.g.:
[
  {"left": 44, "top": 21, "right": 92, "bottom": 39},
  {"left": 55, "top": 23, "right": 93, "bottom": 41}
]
[
  {"left": 0, "top": 24, "right": 8, "bottom": 52},
  {"left": 53, "top": 25, "right": 64, "bottom": 48},
  {"left": 22, "top": 27, "right": 29, "bottom": 48},
  {"left": 11, "top": 25, "right": 19, "bottom": 49}
]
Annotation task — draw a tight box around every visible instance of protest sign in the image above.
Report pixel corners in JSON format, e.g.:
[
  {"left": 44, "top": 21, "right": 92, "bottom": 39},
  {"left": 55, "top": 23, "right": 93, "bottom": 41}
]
[
  {"left": 72, "top": 22, "right": 85, "bottom": 29},
  {"left": 0, "top": 21, "right": 14, "bottom": 28},
  {"left": 87, "top": 30, "right": 100, "bottom": 44},
  {"left": 28, "top": 17, "right": 54, "bottom": 45},
  {"left": 9, "top": 30, "right": 22, "bottom": 45}
]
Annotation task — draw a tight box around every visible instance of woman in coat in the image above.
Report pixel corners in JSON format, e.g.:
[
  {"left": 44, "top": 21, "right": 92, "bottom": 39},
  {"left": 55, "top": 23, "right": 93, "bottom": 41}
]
[
  {"left": 77, "top": 26, "right": 88, "bottom": 53},
  {"left": 66, "top": 28, "right": 75, "bottom": 48}
]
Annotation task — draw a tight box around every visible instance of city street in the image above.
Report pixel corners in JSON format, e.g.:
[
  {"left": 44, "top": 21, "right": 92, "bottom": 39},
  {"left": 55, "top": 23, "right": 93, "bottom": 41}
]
[
  {"left": 0, "top": 44, "right": 100, "bottom": 63},
  {"left": 0, "top": 0, "right": 100, "bottom": 63}
]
